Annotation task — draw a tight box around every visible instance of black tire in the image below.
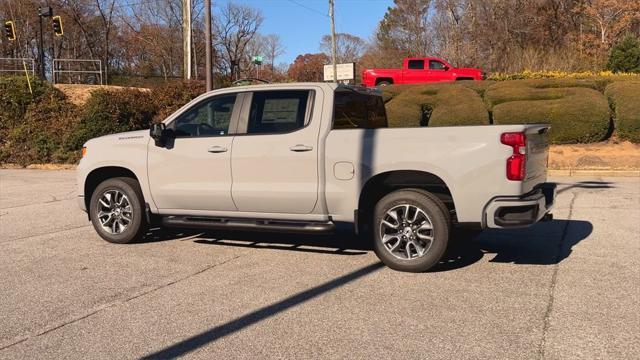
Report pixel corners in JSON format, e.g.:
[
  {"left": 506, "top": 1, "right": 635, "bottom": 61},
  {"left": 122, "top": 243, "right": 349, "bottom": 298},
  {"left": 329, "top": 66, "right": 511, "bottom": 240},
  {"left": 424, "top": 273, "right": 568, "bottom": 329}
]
[
  {"left": 376, "top": 80, "right": 391, "bottom": 87},
  {"left": 373, "top": 189, "right": 450, "bottom": 272},
  {"left": 89, "top": 177, "right": 148, "bottom": 244}
]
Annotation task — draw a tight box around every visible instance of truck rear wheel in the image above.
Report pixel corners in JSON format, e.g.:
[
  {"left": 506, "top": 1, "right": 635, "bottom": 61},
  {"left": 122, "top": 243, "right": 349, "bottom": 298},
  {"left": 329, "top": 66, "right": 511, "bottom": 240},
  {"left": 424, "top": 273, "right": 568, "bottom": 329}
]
[
  {"left": 376, "top": 80, "right": 391, "bottom": 87},
  {"left": 89, "top": 177, "right": 148, "bottom": 244},
  {"left": 373, "top": 189, "right": 450, "bottom": 272}
]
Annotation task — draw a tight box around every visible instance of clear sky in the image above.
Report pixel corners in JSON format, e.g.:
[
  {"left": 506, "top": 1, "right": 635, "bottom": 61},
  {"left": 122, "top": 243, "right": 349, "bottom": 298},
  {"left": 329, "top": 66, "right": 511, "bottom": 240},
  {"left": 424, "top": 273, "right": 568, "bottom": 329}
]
[{"left": 214, "top": 0, "right": 394, "bottom": 65}]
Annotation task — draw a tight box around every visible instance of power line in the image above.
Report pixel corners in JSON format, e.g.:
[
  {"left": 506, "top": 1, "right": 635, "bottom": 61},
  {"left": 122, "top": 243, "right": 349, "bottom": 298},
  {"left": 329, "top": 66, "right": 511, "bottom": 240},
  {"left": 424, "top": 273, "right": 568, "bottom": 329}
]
[{"left": 285, "top": 0, "right": 329, "bottom": 18}]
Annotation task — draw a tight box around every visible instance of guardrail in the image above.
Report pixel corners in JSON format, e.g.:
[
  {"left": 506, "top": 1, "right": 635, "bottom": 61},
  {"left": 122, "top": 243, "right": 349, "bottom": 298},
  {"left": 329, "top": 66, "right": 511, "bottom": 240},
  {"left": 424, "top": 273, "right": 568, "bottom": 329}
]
[
  {"left": 0, "top": 58, "right": 36, "bottom": 76},
  {"left": 53, "top": 59, "right": 103, "bottom": 85}
]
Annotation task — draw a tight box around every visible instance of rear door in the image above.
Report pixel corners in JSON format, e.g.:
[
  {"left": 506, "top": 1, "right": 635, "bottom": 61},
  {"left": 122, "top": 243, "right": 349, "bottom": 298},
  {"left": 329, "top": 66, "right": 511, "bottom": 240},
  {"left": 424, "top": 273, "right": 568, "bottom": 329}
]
[
  {"left": 403, "top": 59, "right": 427, "bottom": 84},
  {"left": 230, "top": 88, "right": 322, "bottom": 214}
]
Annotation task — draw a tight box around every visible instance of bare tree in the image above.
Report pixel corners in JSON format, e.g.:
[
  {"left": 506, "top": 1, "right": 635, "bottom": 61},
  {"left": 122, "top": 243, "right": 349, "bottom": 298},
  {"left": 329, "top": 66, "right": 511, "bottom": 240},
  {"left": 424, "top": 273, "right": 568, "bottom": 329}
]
[
  {"left": 94, "top": 0, "right": 116, "bottom": 83},
  {"left": 319, "top": 33, "right": 366, "bottom": 63},
  {"left": 214, "top": 2, "right": 263, "bottom": 80},
  {"left": 263, "top": 34, "right": 285, "bottom": 70}
]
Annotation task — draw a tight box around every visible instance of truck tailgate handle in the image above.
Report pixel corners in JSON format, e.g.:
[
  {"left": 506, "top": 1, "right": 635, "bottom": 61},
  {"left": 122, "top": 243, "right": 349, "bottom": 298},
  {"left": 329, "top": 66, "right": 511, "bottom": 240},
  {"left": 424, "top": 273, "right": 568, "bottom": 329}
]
[
  {"left": 289, "top": 144, "right": 313, "bottom": 152},
  {"left": 207, "top": 146, "right": 228, "bottom": 153}
]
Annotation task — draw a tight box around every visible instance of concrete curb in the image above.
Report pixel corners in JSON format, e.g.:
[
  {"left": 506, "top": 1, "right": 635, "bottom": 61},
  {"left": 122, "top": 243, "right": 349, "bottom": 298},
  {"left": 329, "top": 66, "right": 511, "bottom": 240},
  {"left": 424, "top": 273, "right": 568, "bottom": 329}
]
[{"left": 548, "top": 169, "right": 640, "bottom": 177}]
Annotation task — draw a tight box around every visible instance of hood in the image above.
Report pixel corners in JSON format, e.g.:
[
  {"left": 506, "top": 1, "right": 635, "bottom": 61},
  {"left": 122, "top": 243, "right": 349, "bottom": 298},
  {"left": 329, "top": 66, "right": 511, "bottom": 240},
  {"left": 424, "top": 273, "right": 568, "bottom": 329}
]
[{"left": 85, "top": 129, "right": 149, "bottom": 147}]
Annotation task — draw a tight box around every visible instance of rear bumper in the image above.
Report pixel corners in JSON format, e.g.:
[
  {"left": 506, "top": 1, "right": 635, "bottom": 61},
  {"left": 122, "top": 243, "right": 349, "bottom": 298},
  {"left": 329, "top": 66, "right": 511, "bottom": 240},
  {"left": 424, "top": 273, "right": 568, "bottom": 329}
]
[{"left": 483, "top": 183, "right": 556, "bottom": 229}]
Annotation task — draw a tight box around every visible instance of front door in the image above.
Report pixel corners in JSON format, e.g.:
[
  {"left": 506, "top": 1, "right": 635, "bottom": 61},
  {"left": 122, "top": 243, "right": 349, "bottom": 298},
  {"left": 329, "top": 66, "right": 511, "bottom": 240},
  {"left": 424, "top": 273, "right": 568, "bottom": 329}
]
[
  {"left": 148, "top": 93, "right": 240, "bottom": 212},
  {"left": 428, "top": 60, "right": 450, "bottom": 82},
  {"left": 231, "top": 89, "right": 321, "bottom": 214}
]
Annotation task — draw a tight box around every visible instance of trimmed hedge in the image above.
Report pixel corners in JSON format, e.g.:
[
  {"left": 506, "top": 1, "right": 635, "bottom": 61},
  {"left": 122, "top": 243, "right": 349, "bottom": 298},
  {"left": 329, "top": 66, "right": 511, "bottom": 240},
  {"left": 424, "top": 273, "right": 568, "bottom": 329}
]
[
  {"left": 1, "top": 76, "right": 638, "bottom": 165},
  {"left": 383, "top": 83, "right": 489, "bottom": 127},
  {"left": 0, "top": 79, "right": 80, "bottom": 165},
  {"left": 0, "top": 77, "right": 209, "bottom": 165},
  {"left": 486, "top": 80, "right": 611, "bottom": 144},
  {"left": 67, "top": 89, "right": 156, "bottom": 151},
  {"left": 605, "top": 81, "right": 640, "bottom": 143}
]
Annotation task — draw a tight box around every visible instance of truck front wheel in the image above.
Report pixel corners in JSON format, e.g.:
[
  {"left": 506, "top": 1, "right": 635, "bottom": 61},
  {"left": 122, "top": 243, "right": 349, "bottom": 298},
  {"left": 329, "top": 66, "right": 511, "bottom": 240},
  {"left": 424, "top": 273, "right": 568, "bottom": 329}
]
[
  {"left": 373, "top": 189, "right": 450, "bottom": 272},
  {"left": 89, "top": 177, "right": 148, "bottom": 244}
]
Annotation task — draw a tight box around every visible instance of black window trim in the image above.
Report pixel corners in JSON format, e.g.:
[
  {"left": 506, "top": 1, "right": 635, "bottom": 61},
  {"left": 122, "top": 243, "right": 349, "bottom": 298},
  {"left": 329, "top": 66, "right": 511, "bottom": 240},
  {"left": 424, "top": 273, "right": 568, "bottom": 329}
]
[
  {"left": 234, "top": 89, "right": 316, "bottom": 136},
  {"left": 167, "top": 92, "right": 246, "bottom": 139},
  {"left": 407, "top": 59, "right": 425, "bottom": 70}
]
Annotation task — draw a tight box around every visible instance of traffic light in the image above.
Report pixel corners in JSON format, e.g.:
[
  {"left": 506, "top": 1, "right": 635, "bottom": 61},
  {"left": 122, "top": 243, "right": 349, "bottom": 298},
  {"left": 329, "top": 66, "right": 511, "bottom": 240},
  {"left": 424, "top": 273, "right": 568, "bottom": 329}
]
[
  {"left": 52, "top": 16, "right": 63, "bottom": 36},
  {"left": 4, "top": 20, "right": 16, "bottom": 41}
]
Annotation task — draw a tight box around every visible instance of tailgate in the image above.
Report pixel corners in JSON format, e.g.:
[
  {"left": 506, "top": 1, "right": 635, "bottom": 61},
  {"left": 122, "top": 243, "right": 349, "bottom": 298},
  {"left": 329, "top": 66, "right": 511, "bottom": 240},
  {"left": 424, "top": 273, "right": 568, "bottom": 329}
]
[{"left": 524, "top": 125, "right": 550, "bottom": 192}]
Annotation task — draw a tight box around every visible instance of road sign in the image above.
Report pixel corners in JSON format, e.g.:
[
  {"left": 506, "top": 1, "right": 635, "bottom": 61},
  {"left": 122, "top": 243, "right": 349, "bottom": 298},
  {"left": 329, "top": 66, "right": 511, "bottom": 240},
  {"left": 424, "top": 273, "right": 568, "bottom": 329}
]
[
  {"left": 252, "top": 56, "right": 263, "bottom": 65},
  {"left": 323, "top": 63, "right": 355, "bottom": 81}
]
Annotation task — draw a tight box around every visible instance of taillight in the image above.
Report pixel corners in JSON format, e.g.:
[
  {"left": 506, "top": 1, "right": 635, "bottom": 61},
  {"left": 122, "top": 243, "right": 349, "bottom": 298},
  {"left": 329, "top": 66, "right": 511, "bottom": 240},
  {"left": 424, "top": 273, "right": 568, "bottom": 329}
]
[{"left": 501, "top": 132, "right": 526, "bottom": 181}]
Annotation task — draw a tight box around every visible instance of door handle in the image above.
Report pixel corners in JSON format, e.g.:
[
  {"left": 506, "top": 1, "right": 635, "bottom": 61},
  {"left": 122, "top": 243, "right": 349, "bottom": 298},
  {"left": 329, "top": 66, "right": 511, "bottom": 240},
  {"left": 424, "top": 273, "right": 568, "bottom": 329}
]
[
  {"left": 207, "top": 146, "right": 228, "bottom": 153},
  {"left": 289, "top": 144, "right": 313, "bottom": 152}
]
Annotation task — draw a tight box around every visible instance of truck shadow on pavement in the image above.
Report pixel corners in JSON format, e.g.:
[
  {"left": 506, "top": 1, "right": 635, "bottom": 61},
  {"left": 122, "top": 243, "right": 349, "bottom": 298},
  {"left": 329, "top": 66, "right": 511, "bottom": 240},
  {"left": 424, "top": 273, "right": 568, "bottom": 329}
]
[
  {"left": 432, "top": 219, "right": 593, "bottom": 272},
  {"left": 142, "top": 218, "right": 592, "bottom": 272},
  {"left": 556, "top": 180, "right": 614, "bottom": 194}
]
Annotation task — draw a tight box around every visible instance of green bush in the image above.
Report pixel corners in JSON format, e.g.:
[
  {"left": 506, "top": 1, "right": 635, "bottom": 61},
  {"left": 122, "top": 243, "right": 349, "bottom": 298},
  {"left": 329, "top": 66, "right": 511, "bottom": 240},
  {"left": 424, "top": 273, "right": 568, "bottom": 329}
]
[
  {"left": 383, "top": 83, "right": 489, "bottom": 127},
  {"left": 0, "top": 77, "right": 51, "bottom": 139},
  {"left": 0, "top": 86, "right": 79, "bottom": 165},
  {"left": 607, "top": 35, "right": 640, "bottom": 73},
  {"left": 150, "top": 81, "right": 205, "bottom": 122},
  {"left": 605, "top": 81, "right": 640, "bottom": 143},
  {"left": 486, "top": 81, "right": 610, "bottom": 144},
  {"left": 68, "top": 89, "right": 157, "bottom": 150}
]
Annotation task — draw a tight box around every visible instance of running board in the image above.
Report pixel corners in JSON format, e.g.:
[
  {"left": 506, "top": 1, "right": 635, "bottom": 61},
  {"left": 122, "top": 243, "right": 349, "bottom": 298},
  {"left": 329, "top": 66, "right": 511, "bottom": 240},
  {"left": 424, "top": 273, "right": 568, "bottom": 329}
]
[{"left": 161, "top": 216, "right": 336, "bottom": 234}]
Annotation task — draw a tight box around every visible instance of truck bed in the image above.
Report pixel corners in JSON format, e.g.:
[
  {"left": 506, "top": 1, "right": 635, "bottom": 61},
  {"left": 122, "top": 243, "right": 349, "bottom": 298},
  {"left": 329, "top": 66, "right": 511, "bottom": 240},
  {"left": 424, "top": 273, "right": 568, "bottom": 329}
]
[{"left": 323, "top": 124, "right": 550, "bottom": 224}]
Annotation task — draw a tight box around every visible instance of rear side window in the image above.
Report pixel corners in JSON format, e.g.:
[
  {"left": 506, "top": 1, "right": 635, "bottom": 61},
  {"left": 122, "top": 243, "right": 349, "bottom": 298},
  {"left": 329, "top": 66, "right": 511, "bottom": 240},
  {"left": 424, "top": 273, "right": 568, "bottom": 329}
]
[
  {"left": 333, "top": 90, "right": 388, "bottom": 129},
  {"left": 247, "top": 91, "right": 312, "bottom": 134},
  {"left": 407, "top": 60, "right": 424, "bottom": 70}
]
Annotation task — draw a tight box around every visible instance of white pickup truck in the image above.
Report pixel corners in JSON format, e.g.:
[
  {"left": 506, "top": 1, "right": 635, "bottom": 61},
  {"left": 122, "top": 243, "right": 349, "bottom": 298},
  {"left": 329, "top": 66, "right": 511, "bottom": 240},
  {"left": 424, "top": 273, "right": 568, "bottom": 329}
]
[{"left": 77, "top": 83, "right": 555, "bottom": 272}]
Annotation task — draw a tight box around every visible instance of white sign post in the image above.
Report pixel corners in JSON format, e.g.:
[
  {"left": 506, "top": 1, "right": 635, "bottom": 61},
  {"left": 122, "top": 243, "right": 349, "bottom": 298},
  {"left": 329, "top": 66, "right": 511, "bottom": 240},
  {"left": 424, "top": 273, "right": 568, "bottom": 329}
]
[{"left": 323, "top": 63, "right": 355, "bottom": 82}]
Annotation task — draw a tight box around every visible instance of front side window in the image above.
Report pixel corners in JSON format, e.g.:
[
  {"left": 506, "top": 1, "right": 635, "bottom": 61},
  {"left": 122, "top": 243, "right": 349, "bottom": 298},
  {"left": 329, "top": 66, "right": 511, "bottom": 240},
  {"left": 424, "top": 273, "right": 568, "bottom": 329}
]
[
  {"left": 170, "top": 94, "right": 237, "bottom": 137},
  {"left": 247, "top": 91, "right": 311, "bottom": 134},
  {"left": 408, "top": 60, "right": 425, "bottom": 70},
  {"left": 429, "top": 60, "right": 446, "bottom": 70}
]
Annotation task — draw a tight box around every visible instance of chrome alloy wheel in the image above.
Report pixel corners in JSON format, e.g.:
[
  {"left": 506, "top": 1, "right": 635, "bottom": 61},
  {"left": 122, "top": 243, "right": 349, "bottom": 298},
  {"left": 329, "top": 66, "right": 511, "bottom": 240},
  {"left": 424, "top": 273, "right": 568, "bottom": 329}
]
[
  {"left": 97, "top": 190, "right": 132, "bottom": 234},
  {"left": 379, "top": 204, "right": 434, "bottom": 260}
]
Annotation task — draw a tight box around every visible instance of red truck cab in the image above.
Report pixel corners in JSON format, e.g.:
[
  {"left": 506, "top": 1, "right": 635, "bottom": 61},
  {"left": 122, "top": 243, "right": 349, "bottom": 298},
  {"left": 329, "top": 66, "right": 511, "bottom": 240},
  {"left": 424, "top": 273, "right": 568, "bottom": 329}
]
[{"left": 362, "top": 57, "right": 484, "bottom": 87}]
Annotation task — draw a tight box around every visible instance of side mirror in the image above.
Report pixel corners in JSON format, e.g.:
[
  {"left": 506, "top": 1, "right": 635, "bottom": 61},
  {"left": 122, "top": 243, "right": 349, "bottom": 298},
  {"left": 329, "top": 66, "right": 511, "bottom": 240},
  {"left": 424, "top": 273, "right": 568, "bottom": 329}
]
[
  {"left": 150, "top": 123, "right": 167, "bottom": 147},
  {"left": 444, "top": 66, "right": 450, "bottom": 71}
]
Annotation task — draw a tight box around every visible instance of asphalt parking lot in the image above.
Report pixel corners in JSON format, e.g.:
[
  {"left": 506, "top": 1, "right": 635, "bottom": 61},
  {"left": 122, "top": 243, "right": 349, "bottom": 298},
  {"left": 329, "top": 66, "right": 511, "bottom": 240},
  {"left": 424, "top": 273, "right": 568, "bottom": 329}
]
[{"left": 0, "top": 169, "right": 638, "bottom": 359}]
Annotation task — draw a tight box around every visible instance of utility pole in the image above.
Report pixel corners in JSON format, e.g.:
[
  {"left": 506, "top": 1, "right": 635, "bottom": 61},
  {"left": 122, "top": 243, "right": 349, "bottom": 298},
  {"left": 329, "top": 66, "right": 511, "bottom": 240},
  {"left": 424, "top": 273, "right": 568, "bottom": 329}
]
[
  {"left": 182, "top": 0, "right": 191, "bottom": 80},
  {"left": 37, "top": 6, "right": 53, "bottom": 80},
  {"left": 205, "top": 0, "right": 213, "bottom": 91},
  {"left": 329, "top": 0, "right": 337, "bottom": 83}
]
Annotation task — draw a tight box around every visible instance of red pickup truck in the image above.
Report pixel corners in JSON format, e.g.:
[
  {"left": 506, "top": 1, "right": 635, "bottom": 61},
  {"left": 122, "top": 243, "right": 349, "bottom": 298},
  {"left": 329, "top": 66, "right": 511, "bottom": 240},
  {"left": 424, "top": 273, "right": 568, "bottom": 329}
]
[{"left": 362, "top": 57, "right": 484, "bottom": 87}]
